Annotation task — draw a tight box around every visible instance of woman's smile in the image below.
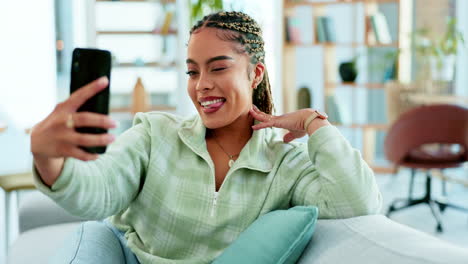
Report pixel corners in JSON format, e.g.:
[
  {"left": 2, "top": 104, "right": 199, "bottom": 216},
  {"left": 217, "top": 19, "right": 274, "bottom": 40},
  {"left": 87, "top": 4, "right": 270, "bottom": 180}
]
[{"left": 199, "top": 96, "right": 227, "bottom": 113}]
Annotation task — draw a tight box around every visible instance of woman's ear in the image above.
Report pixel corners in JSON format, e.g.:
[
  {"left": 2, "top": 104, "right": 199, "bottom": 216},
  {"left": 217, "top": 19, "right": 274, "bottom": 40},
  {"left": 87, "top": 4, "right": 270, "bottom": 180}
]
[{"left": 252, "top": 62, "right": 265, "bottom": 89}]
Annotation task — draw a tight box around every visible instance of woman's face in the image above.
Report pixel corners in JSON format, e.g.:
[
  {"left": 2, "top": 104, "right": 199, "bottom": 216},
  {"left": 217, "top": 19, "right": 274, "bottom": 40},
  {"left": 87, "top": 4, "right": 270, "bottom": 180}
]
[{"left": 187, "top": 27, "right": 255, "bottom": 129}]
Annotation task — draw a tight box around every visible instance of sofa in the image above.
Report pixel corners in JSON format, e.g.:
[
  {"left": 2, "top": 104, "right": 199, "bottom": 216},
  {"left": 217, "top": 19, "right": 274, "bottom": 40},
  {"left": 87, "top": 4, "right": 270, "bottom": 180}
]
[{"left": 7, "top": 192, "right": 468, "bottom": 264}]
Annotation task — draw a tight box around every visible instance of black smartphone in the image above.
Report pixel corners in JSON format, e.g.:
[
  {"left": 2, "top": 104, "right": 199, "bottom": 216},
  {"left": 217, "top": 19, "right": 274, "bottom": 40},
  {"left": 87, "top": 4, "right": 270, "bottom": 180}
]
[{"left": 70, "top": 48, "right": 111, "bottom": 154}]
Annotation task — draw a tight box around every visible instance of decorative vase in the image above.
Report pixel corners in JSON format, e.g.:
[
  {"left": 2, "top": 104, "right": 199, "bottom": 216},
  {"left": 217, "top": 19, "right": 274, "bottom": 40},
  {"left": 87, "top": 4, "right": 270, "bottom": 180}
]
[
  {"left": 430, "top": 55, "right": 455, "bottom": 82},
  {"left": 339, "top": 62, "right": 358, "bottom": 82}
]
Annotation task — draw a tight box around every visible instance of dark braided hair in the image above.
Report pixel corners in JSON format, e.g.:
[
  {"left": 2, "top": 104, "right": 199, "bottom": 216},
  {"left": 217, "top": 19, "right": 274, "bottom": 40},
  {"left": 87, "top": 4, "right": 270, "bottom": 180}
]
[{"left": 190, "top": 11, "right": 274, "bottom": 115}]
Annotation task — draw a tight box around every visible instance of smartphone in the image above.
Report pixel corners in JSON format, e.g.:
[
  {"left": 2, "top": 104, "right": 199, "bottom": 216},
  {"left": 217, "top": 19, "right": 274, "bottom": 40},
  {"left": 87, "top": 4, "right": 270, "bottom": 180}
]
[{"left": 70, "top": 48, "right": 111, "bottom": 154}]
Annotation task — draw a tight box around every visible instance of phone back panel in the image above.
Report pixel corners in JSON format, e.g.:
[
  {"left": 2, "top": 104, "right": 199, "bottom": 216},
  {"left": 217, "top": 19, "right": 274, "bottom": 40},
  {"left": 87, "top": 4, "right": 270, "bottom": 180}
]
[{"left": 70, "top": 48, "right": 111, "bottom": 153}]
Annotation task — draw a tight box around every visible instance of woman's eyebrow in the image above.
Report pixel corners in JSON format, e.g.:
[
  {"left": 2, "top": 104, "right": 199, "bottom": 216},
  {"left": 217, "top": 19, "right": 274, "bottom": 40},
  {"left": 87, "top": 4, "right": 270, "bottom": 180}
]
[{"left": 186, "top": 55, "right": 234, "bottom": 65}]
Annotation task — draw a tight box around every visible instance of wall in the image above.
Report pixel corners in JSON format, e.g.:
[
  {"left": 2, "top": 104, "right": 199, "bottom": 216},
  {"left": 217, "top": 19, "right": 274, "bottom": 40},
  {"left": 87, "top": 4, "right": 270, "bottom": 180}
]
[{"left": 0, "top": 0, "right": 57, "bottom": 260}]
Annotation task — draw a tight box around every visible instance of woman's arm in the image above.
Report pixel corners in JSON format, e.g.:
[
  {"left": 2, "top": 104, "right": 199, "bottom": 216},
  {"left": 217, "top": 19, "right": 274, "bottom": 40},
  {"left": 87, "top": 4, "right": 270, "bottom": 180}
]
[
  {"left": 33, "top": 113, "right": 151, "bottom": 220},
  {"left": 250, "top": 106, "right": 382, "bottom": 218},
  {"left": 289, "top": 125, "right": 382, "bottom": 218}
]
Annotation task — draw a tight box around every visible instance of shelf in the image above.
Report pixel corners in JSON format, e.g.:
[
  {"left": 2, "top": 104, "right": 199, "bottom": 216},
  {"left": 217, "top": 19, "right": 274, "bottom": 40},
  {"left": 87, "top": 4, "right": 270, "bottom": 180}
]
[
  {"left": 406, "top": 94, "right": 468, "bottom": 105},
  {"left": 285, "top": 0, "right": 399, "bottom": 8},
  {"left": 370, "top": 164, "right": 397, "bottom": 174},
  {"left": 285, "top": 42, "right": 398, "bottom": 48},
  {"left": 111, "top": 105, "right": 176, "bottom": 113},
  {"left": 332, "top": 123, "right": 389, "bottom": 130},
  {"left": 97, "top": 30, "right": 177, "bottom": 35},
  {"left": 96, "top": 0, "right": 175, "bottom": 3},
  {"left": 117, "top": 61, "right": 177, "bottom": 68},
  {"left": 325, "top": 82, "right": 386, "bottom": 89}
]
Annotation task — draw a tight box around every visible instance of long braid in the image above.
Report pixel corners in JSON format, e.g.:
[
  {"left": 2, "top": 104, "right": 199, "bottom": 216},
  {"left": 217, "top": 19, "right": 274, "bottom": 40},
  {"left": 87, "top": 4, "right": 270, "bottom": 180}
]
[{"left": 190, "top": 11, "right": 274, "bottom": 115}]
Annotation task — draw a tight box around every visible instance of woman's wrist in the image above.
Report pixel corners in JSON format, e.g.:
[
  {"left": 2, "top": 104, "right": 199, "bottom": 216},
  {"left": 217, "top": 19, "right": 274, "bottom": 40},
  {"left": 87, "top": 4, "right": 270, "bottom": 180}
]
[{"left": 306, "top": 119, "right": 330, "bottom": 136}]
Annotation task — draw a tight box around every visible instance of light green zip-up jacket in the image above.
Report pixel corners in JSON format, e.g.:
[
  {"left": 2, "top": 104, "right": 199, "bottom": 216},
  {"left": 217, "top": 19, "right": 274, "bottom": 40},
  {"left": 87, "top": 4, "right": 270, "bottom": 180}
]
[{"left": 34, "top": 112, "right": 382, "bottom": 264}]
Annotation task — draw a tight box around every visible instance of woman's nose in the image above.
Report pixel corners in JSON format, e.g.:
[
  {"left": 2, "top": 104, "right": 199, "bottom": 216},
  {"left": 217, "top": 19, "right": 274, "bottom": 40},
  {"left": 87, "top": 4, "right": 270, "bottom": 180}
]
[{"left": 195, "top": 73, "right": 214, "bottom": 92}]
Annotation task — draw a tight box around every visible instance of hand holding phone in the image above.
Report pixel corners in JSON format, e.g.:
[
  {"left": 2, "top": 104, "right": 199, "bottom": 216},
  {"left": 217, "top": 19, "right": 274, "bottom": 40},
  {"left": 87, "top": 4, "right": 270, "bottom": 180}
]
[{"left": 70, "top": 48, "right": 112, "bottom": 154}]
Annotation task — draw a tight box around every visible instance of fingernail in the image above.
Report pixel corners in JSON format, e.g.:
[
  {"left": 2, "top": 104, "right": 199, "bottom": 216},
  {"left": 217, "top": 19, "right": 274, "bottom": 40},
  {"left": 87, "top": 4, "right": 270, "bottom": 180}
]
[
  {"left": 97, "top": 76, "right": 108, "bottom": 86},
  {"left": 253, "top": 105, "right": 259, "bottom": 110},
  {"left": 108, "top": 134, "right": 116, "bottom": 142},
  {"left": 110, "top": 120, "right": 119, "bottom": 128}
]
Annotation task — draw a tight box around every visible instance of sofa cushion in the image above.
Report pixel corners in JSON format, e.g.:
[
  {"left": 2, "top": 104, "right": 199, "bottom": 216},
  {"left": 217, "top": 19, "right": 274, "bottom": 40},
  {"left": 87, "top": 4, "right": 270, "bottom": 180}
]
[
  {"left": 8, "top": 222, "right": 81, "bottom": 264},
  {"left": 213, "top": 206, "right": 318, "bottom": 264},
  {"left": 297, "top": 215, "right": 468, "bottom": 264},
  {"left": 18, "top": 191, "right": 85, "bottom": 233}
]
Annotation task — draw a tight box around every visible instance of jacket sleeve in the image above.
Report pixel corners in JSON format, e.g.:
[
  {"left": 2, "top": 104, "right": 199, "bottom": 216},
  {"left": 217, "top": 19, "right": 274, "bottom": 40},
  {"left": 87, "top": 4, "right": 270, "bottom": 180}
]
[
  {"left": 33, "top": 113, "right": 152, "bottom": 220},
  {"left": 289, "top": 125, "right": 383, "bottom": 219}
]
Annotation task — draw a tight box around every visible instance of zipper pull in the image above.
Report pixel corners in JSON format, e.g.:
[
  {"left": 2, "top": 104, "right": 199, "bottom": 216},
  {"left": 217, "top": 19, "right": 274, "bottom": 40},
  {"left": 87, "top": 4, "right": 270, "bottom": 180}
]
[{"left": 211, "top": 192, "right": 219, "bottom": 217}]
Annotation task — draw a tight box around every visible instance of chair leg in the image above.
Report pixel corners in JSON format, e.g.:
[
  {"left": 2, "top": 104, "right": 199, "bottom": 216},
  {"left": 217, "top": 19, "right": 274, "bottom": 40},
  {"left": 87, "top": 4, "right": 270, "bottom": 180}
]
[
  {"left": 408, "top": 168, "right": 416, "bottom": 200},
  {"left": 4, "top": 191, "right": 10, "bottom": 259},
  {"left": 428, "top": 200, "right": 443, "bottom": 233},
  {"left": 386, "top": 168, "right": 420, "bottom": 217}
]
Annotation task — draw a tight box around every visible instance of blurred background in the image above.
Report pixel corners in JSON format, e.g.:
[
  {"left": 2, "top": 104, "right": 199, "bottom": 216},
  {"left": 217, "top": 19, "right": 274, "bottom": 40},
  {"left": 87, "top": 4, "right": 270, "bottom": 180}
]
[{"left": 0, "top": 0, "right": 467, "bottom": 262}]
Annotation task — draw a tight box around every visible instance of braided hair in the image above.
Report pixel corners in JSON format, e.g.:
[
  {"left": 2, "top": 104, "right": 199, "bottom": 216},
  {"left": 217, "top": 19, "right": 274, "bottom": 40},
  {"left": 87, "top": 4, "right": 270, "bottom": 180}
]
[{"left": 190, "top": 11, "right": 274, "bottom": 115}]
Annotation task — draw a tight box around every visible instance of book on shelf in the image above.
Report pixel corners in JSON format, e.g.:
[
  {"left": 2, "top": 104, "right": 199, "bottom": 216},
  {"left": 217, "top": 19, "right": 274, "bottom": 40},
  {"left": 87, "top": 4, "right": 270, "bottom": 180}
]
[
  {"left": 153, "top": 11, "right": 176, "bottom": 35},
  {"left": 370, "top": 12, "right": 391, "bottom": 44},
  {"left": 285, "top": 16, "right": 301, "bottom": 44},
  {"left": 316, "top": 16, "right": 336, "bottom": 43},
  {"left": 325, "top": 94, "right": 342, "bottom": 123},
  {"left": 285, "top": 11, "right": 314, "bottom": 44}
]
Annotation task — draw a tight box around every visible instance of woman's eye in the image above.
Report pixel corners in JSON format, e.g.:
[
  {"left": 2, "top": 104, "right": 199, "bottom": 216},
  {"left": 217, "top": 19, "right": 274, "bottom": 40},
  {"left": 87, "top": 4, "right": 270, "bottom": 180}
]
[
  {"left": 212, "top": 68, "right": 226, "bottom": 72},
  {"left": 185, "top": 71, "right": 197, "bottom": 76}
]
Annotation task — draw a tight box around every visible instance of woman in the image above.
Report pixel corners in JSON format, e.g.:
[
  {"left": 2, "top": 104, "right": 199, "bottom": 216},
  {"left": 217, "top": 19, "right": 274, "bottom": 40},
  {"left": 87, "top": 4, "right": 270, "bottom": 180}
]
[{"left": 31, "top": 11, "right": 382, "bottom": 264}]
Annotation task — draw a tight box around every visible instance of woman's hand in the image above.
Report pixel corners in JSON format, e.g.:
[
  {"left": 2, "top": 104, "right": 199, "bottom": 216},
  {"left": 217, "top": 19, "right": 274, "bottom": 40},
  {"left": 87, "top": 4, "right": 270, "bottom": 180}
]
[
  {"left": 31, "top": 77, "right": 117, "bottom": 186},
  {"left": 249, "top": 105, "right": 331, "bottom": 143}
]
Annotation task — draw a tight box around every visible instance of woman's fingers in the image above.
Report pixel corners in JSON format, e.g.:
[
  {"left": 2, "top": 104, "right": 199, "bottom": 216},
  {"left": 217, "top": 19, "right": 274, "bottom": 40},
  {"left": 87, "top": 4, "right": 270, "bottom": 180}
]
[
  {"left": 283, "top": 132, "right": 296, "bottom": 143},
  {"left": 252, "top": 121, "right": 274, "bottom": 130},
  {"left": 71, "top": 112, "right": 117, "bottom": 129},
  {"left": 63, "top": 132, "right": 116, "bottom": 147},
  {"left": 250, "top": 106, "right": 272, "bottom": 122},
  {"left": 66, "top": 76, "right": 108, "bottom": 111},
  {"left": 63, "top": 146, "right": 99, "bottom": 161},
  {"left": 283, "top": 131, "right": 306, "bottom": 143}
]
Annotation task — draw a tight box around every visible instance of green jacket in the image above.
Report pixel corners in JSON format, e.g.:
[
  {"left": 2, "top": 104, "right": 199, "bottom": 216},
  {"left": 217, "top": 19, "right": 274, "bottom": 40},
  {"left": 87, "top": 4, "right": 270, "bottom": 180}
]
[{"left": 34, "top": 112, "right": 382, "bottom": 264}]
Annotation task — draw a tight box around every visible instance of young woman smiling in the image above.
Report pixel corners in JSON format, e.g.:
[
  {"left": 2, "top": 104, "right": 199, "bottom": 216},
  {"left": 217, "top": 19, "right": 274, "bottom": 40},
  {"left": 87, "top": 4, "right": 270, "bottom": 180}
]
[{"left": 31, "top": 11, "right": 382, "bottom": 264}]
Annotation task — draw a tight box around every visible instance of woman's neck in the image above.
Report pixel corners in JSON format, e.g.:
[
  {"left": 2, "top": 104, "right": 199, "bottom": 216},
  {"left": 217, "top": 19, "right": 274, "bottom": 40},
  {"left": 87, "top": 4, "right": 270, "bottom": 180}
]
[{"left": 206, "top": 113, "right": 254, "bottom": 150}]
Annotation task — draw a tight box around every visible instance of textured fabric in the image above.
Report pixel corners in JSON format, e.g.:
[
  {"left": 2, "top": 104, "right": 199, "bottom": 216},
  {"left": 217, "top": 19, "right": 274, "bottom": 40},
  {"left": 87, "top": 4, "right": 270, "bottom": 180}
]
[
  {"left": 33, "top": 112, "right": 382, "bottom": 264},
  {"left": 297, "top": 215, "right": 468, "bottom": 264},
  {"left": 8, "top": 222, "right": 81, "bottom": 264},
  {"left": 213, "top": 206, "right": 318, "bottom": 264},
  {"left": 48, "top": 220, "right": 140, "bottom": 264}
]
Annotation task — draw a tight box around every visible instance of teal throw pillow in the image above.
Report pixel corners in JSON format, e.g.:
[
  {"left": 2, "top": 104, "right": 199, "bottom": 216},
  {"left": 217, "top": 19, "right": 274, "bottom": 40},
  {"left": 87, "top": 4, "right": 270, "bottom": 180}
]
[{"left": 213, "top": 206, "right": 318, "bottom": 264}]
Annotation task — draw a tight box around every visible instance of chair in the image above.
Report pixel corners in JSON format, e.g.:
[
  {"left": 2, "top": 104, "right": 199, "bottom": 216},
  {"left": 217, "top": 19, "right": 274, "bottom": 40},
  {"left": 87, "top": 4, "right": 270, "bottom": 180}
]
[
  {"left": 384, "top": 104, "right": 468, "bottom": 233},
  {"left": 0, "top": 172, "right": 35, "bottom": 260}
]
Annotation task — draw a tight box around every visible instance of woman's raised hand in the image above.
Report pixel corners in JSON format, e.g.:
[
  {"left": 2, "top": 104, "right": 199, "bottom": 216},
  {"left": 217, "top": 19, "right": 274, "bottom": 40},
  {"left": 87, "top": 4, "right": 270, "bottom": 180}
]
[
  {"left": 31, "top": 76, "right": 117, "bottom": 161},
  {"left": 249, "top": 105, "right": 330, "bottom": 143}
]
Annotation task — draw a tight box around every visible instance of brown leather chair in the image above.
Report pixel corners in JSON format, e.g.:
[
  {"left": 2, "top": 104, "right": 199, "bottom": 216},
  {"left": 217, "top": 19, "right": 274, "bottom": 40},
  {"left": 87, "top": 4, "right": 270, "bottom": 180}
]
[{"left": 384, "top": 104, "right": 468, "bottom": 232}]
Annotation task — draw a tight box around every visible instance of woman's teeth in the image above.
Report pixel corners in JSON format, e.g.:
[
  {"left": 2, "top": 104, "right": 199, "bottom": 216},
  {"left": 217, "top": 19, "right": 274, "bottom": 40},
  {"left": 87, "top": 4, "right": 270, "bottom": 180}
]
[{"left": 201, "top": 98, "right": 225, "bottom": 108}]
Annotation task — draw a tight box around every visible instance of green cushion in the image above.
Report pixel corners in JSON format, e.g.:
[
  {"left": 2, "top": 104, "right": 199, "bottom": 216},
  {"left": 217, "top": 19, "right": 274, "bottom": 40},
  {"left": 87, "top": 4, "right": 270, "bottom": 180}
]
[{"left": 213, "top": 206, "right": 318, "bottom": 264}]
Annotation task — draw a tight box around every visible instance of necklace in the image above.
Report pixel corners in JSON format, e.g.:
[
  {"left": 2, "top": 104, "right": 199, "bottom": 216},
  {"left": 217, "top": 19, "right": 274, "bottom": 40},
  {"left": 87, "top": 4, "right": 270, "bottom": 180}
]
[{"left": 211, "top": 131, "right": 240, "bottom": 168}]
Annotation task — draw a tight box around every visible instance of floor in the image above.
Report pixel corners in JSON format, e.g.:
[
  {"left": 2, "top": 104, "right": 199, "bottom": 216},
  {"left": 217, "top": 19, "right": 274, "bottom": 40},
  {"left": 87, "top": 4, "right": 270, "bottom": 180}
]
[{"left": 376, "top": 167, "right": 468, "bottom": 248}]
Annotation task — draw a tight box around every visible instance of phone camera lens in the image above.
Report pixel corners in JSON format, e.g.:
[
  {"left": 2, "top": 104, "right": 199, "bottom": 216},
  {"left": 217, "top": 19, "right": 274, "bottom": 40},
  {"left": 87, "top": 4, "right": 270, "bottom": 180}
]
[{"left": 73, "top": 62, "right": 79, "bottom": 71}]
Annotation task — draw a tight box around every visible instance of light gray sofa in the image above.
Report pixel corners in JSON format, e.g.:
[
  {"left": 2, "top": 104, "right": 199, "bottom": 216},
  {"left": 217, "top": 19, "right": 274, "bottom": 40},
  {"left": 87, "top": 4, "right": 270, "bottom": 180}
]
[{"left": 7, "top": 192, "right": 468, "bottom": 264}]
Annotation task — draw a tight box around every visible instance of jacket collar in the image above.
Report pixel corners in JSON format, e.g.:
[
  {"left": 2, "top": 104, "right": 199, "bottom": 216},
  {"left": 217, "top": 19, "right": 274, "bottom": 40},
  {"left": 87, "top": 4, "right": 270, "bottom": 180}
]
[{"left": 178, "top": 115, "right": 273, "bottom": 172}]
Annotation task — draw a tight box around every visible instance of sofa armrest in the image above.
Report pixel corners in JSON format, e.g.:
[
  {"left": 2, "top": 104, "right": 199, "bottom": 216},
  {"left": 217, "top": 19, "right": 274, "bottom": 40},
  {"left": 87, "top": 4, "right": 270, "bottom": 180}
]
[
  {"left": 18, "top": 191, "right": 85, "bottom": 233},
  {"left": 298, "top": 215, "right": 468, "bottom": 264}
]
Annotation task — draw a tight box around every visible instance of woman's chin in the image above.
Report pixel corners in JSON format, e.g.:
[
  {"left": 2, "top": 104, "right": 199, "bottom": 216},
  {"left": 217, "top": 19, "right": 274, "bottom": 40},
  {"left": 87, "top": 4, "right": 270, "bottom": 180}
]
[{"left": 200, "top": 117, "right": 227, "bottom": 129}]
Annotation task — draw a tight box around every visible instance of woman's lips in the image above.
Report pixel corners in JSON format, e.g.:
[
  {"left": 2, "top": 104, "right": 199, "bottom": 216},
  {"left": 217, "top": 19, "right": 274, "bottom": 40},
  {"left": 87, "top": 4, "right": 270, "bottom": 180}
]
[{"left": 201, "top": 101, "right": 225, "bottom": 113}]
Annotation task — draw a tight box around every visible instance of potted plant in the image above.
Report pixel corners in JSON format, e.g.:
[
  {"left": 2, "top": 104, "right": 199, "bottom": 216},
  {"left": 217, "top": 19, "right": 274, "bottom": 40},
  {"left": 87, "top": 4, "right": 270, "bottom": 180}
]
[
  {"left": 413, "top": 17, "right": 465, "bottom": 82},
  {"left": 190, "top": 0, "right": 223, "bottom": 26},
  {"left": 339, "top": 55, "right": 358, "bottom": 83}
]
